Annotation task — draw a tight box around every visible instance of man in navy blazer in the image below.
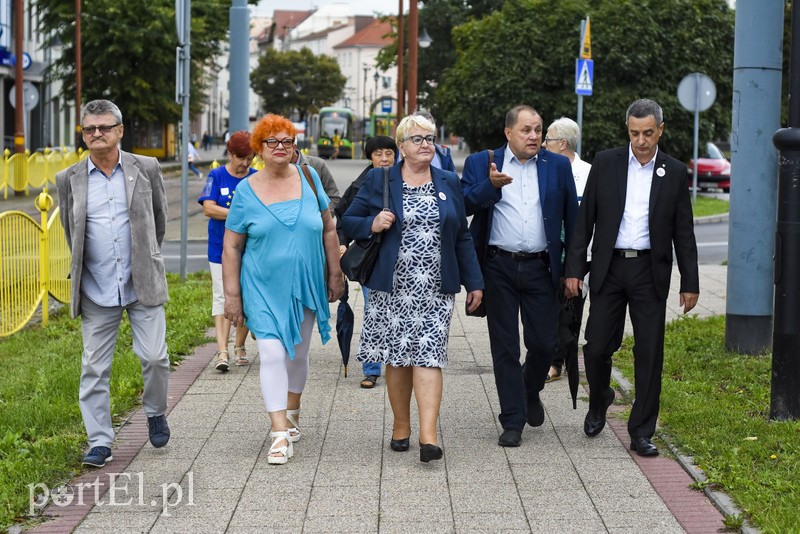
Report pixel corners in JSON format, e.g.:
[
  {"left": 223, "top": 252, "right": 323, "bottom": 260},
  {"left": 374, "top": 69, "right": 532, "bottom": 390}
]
[
  {"left": 564, "top": 99, "right": 698, "bottom": 457},
  {"left": 462, "top": 105, "right": 578, "bottom": 447}
]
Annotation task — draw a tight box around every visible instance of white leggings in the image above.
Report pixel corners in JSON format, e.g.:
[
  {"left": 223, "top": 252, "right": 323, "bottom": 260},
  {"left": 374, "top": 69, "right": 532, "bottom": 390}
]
[{"left": 258, "top": 309, "right": 314, "bottom": 412}]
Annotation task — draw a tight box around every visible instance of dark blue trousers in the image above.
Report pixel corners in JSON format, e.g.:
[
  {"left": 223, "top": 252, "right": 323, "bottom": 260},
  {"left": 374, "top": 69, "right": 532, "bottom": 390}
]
[{"left": 484, "top": 249, "right": 559, "bottom": 431}]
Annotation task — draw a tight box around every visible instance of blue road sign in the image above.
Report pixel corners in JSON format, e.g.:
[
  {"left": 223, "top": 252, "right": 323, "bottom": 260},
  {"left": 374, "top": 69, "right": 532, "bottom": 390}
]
[
  {"left": 575, "top": 58, "right": 594, "bottom": 96},
  {"left": 381, "top": 97, "right": 392, "bottom": 113}
]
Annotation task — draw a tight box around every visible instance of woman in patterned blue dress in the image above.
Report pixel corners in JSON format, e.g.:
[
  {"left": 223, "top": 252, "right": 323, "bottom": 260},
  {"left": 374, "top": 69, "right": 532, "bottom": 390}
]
[
  {"left": 223, "top": 115, "right": 345, "bottom": 464},
  {"left": 342, "top": 115, "right": 484, "bottom": 462}
]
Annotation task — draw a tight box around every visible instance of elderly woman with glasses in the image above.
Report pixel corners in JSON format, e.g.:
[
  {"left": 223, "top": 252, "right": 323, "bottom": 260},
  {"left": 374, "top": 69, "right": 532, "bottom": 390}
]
[
  {"left": 199, "top": 131, "right": 255, "bottom": 372},
  {"left": 342, "top": 114, "right": 484, "bottom": 463},
  {"left": 223, "top": 114, "right": 344, "bottom": 465}
]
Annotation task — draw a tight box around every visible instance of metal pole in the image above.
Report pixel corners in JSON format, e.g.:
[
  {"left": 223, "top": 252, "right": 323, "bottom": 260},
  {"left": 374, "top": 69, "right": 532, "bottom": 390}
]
[
  {"left": 13, "top": 0, "right": 24, "bottom": 153},
  {"left": 75, "top": 0, "right": 82, "bottom": 150},
  {"left": 407, "top": 0, "right": 419, "bottom": 113},
  {"left": 229, "top": 0, "right": 250, "bottom": 132},
  {"left": 179, "top": 0, "right": 191, "bottom": 281},
  {"left": 575, "top": 19, "right": 586, "bottom": 156},
  {"left": 725, "top": 0, "right": 783, "bottom": 353},
  {"left": 396, "top": 0, "right": 404, "bottom": 120},
  {"left": 770, "top": 0, "right": 800, "bottom": 420},
  {"left": 692, "top": 73, "right": 700, "bottom": 205}
]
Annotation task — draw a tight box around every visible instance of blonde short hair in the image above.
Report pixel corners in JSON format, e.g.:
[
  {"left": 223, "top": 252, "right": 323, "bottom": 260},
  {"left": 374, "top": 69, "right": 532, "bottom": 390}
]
[{"left": 396, "top": 114, "right": 435, "bottom": 146}]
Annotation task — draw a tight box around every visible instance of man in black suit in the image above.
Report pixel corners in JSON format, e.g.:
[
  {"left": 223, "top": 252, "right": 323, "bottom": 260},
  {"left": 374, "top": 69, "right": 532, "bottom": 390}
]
[{"left": 564, "top": 99, "right": 699, "bottom": 457}]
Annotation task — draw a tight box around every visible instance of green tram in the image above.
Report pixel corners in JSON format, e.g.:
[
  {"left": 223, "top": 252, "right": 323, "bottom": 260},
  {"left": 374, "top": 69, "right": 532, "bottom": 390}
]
[{"left": 315, "top": 107, "right": 358, "bottom": 159}]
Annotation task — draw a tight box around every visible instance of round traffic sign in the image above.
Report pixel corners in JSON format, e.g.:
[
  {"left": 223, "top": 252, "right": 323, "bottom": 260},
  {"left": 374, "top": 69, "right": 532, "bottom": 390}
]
[
  {"left": 678, "top": 73, "right": 716, "bottom": 112},
  {"left": 8, "top": 81, "right": 39, "bottom": 111}
]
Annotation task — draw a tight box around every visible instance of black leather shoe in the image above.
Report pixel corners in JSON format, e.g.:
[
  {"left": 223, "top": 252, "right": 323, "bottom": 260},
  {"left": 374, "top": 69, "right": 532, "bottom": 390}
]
[
  {"left": 498, "top": 429, "right": 522, "bottom": 447},
  {"left": 583, "top": 388, "right": 615, "bottom": 437},
  {"left": 630, "top": 436, "right": 659, "bottom": 457},
  {"left": 527, "top": 395, "right": 545, "bottom": 427},
  {"left": 419, "top": 443, "right": 443, "bottom": 462},
  {"left": 390, "top": 436, "right": 410, "bottom": 452}
]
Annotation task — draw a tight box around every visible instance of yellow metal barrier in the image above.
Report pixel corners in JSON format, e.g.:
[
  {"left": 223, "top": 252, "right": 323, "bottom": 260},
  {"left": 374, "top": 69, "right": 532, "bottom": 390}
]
[
  {"left": 0, "top": 191, "right": 71, "bottom": 337},
  {"left": 1, "top": 148, "right": 86, "bottom": 199}
]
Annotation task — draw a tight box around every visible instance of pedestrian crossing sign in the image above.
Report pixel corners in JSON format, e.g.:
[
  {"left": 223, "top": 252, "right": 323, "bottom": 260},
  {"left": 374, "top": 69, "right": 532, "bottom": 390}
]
[{"left": 575, "top": 58, "right": 593, "bottom": 96}]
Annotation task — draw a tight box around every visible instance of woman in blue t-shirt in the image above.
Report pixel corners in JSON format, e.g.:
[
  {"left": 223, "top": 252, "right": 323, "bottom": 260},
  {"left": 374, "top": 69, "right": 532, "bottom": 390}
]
[{"left": 198, "top": 131, "right": 256, "bottom": 371}]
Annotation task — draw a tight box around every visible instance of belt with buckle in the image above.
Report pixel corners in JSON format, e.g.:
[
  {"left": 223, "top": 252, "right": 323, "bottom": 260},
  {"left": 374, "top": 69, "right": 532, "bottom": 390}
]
[
  {"left": 489, "top": 246, "right": 548, "bottom": 260},
  {"left": 613, "top": 249, "right": 651, "bottom": 258}
]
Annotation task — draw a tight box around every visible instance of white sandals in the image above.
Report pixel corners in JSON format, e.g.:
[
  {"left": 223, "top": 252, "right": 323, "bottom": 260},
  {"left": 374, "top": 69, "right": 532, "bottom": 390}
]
[
  {"left": 286, "top": 409, "right": 301, "bottom": 443},
  {"left": 267, "top": 431, "right": 294, "bottom": 465}
]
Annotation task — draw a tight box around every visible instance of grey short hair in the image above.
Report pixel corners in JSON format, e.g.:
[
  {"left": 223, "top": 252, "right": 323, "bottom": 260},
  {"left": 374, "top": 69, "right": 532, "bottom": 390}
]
[
  {"left": 626, "top": 99, "right": 663, "bottom": 125},
  {"left": 546, "top": 117, "right": 580, "bottom": 151},
  {"left": 396, "top": 114, "right": 435, "bottom": 145},
  {"left": 505, "top": 105, "right": 540, "bottom": 129},
  {"left": 82, "top": 99, "right": 123, "bottom": 125},
  {"left": 412, "top": 110, "right": 436, "bottom": 129}
]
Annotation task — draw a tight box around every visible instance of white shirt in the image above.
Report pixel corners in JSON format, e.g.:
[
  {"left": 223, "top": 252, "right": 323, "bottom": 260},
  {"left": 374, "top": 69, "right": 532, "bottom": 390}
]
[
  {"left": 488, "top": 151, "right": 547, "bottom": 253},
  {"left": 615, "top": 145, "right": 656, "bottom": 250},
  {"left": 571, "top": 154, "right": 592, "bottom": 203}
]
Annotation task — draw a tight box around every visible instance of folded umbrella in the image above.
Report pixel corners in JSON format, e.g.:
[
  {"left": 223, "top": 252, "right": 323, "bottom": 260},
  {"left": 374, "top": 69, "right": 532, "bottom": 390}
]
[
  {"left": 562, "top": 296, "right": 581, "bottom": 409},
  {"left": 336, "top": 283, "right": 355, "bottom": 377}
]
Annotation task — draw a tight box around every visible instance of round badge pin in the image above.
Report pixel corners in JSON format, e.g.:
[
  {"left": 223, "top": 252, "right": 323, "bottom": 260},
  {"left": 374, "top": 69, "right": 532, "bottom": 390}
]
[
  {"left": 127, "top": 176, "right": 134, "bottom": 182},
  {"left": 656, "top": 168, "right": 666, "bottom": 177},
  {"left": 438, "top": 191, "right": 447, "bottom": 201}
]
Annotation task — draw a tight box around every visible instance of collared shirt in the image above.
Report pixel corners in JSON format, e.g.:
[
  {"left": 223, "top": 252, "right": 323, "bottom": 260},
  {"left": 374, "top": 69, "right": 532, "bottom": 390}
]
[
  {"left": 488, "top": 150, "right": 547, "bottom": 253},
  {"left": 571, "top": 153, "right": 592, "bottom": 203},
  {"left": 615, "top": 145, "right": 656, "bottom": 250},
  {"left": 82, "top": 155, "right": 137, "bottom": 307}
]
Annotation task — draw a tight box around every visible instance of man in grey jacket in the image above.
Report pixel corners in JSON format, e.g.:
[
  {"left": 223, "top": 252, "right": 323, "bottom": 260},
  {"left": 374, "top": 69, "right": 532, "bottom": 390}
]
[{"left": 57, "top": 99, "right": 171, "bottom": 468}]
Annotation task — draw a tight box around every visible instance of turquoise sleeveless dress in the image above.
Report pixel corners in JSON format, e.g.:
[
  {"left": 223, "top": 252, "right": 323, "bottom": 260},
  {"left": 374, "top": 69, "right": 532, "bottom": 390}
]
[{"left": 225, "top": 164, "right": 331, "bottom": 358}]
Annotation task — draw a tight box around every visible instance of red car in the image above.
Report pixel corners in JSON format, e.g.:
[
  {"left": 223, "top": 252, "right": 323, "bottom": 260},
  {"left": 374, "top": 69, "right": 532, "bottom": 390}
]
[{"left": 687, "top": 142, "right": 731, "bottom": 193}]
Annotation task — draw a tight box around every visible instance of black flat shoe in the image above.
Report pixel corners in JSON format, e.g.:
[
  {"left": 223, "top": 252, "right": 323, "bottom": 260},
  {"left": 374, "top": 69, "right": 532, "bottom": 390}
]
[
  {"left": 630, "top": 436, "right": 659, "bottom": 457},
  {"left": 390, "top": 436, "right": 410, "bottom": 452},
  {"left": 498, "top": 429, "right": 522, "bottom": 447},
  {"left": 419, "top": 443, "right": 443, "bottom": 462},
  {"left": 584, "top": 387, "right": 615, "bottom": 437}
]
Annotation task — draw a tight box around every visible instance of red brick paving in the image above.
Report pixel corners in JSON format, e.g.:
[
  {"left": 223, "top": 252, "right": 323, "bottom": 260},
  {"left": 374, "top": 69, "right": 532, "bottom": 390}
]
[{"left": 27, "top": 341, "right": 216, "bottom": 534}]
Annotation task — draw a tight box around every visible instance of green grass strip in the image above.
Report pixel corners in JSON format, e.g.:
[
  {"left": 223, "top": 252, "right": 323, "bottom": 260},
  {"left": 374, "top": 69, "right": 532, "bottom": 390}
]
[
  {"left": 692, "top": 195, "right": 729, "bottom": 217},
  {"left": 0, "top": 272, "right": 213, "bottom": 529},
  {"left": 613, "top": 315, "right": 800, "bottom": 533}
]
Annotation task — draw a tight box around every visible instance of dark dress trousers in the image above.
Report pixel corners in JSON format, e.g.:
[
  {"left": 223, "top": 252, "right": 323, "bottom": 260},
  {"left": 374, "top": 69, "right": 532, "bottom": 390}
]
[
  {"left": 462, "top": 145, "right": 578, "bottom": 432},
  {"left": 564, "top": 146, "right": 699, "bottom": 439}
]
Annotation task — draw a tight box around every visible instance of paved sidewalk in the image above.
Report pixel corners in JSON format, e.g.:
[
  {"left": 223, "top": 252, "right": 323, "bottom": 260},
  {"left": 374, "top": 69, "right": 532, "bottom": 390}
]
[{"left": 30, "top": 266, "right": 729, "bottom": 534}]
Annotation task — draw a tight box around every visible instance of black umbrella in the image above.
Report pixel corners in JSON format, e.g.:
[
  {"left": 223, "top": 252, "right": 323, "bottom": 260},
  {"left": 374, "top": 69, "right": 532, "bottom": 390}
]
[
  {"left": 336, "top": 283, "right": 355, "bottom": 377},
  {"left": 560, "top": 296, "right": 582, "bottom": 409}
]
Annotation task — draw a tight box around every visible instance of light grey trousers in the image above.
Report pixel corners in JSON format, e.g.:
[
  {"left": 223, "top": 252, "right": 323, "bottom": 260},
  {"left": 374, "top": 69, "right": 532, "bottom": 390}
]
[{"left": 79, "top": 298, "right": 169, "bottom": 448}]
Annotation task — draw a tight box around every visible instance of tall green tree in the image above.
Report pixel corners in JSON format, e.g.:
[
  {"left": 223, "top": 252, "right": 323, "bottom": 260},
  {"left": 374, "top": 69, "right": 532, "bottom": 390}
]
[
  {"left": 375, "top": 0, "right": 498, "bottom": 124},
  {"left": 35, "top": 0, "right": 238, "bottom": 146},
  {"left": 438, "top": 0, "right": 735, "bottom": 161},
  {"left": 251, "top": 47, "right": 346, "bottom": 120}
]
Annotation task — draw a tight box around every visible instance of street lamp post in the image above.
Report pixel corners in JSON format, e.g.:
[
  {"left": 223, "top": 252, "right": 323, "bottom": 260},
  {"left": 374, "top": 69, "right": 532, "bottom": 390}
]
[
  {"left": 407, "top": 0, "right": 419, "bottom": 113},
  {"left": 363, "top": 63, "right": 369, "bottom": 120},
  {"left": 396, "top": 0, "right": 404, "bottom": 119},
  {"left": 373, "top": 70, "right": 380, "bottom": 110}
]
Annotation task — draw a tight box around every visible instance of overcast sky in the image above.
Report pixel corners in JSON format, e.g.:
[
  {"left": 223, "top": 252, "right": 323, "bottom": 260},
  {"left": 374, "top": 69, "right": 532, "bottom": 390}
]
[{"left": 252, "top": 0, "right": 400, "bottom": 18}]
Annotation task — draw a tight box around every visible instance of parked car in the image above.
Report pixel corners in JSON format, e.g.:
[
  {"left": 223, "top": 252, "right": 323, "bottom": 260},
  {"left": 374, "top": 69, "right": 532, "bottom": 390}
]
[{"left": 687, "top": 142, "right": 731, "bottom": 193}]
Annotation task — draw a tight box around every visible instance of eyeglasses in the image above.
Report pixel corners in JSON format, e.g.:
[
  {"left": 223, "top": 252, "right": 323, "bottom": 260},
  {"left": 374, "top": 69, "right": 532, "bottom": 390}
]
[
  {"left": 82, "top": 124, "right": 120, "bottom": 135},
  {"left": 544, "top": 137, "right": 564, "bottom": 144},
  {"left": 263, "top": 138, "right": 295, "bottom": 149},
  {"left": 404, "top": 135, "right": 436, "bottom": 146}
]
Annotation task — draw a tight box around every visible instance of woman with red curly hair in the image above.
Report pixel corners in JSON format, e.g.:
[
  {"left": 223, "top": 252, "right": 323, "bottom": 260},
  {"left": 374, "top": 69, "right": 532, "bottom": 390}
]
[{"left": 223, "top": 114, "right": 344, "bottom": 465}]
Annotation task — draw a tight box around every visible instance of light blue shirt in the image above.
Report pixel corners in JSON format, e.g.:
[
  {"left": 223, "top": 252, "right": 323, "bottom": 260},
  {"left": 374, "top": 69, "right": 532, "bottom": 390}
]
[
  {"left": 488, "top": 151, "right": 547, "bottom": 253},
  {"left": 82, "top": 155, "right": 137, "bottom": 307}
]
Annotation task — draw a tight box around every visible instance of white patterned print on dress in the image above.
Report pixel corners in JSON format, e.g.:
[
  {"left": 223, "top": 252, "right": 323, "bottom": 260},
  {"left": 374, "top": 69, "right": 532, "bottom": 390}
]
[{"left": 357, "top": 181, "right": 454, "bottom": 368}]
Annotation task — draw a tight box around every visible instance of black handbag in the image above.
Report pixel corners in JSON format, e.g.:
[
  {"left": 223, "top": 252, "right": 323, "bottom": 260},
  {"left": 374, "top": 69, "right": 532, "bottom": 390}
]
[{"left": 340, "top": 168, "right": 390, "bottom": 285}]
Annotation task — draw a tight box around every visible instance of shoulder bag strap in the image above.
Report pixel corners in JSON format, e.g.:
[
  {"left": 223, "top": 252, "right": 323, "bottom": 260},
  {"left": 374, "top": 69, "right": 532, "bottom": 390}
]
[{"left": 301, "top": 164, "right": 322, "bottom": 210}]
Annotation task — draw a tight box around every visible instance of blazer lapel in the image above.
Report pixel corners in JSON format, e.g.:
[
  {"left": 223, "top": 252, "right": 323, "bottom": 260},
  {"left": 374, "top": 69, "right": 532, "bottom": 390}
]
[
  {"left": 649, "top": 152, "right": 667, "bottom": 219},
  {"left": 536, "top": 151, "right": 548, "bottom": 207},
  {"left": 616, "top": 148, "right": 628, "bottom": 214},
  {"left": 69, "top": 161, "right": 89, "bottom": 231},
  {"left": 120, "top": 151, "right": 139, "bottom": 209},
  {"left": 389, "top": 164, "right": 404, "bottom": 226}
]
